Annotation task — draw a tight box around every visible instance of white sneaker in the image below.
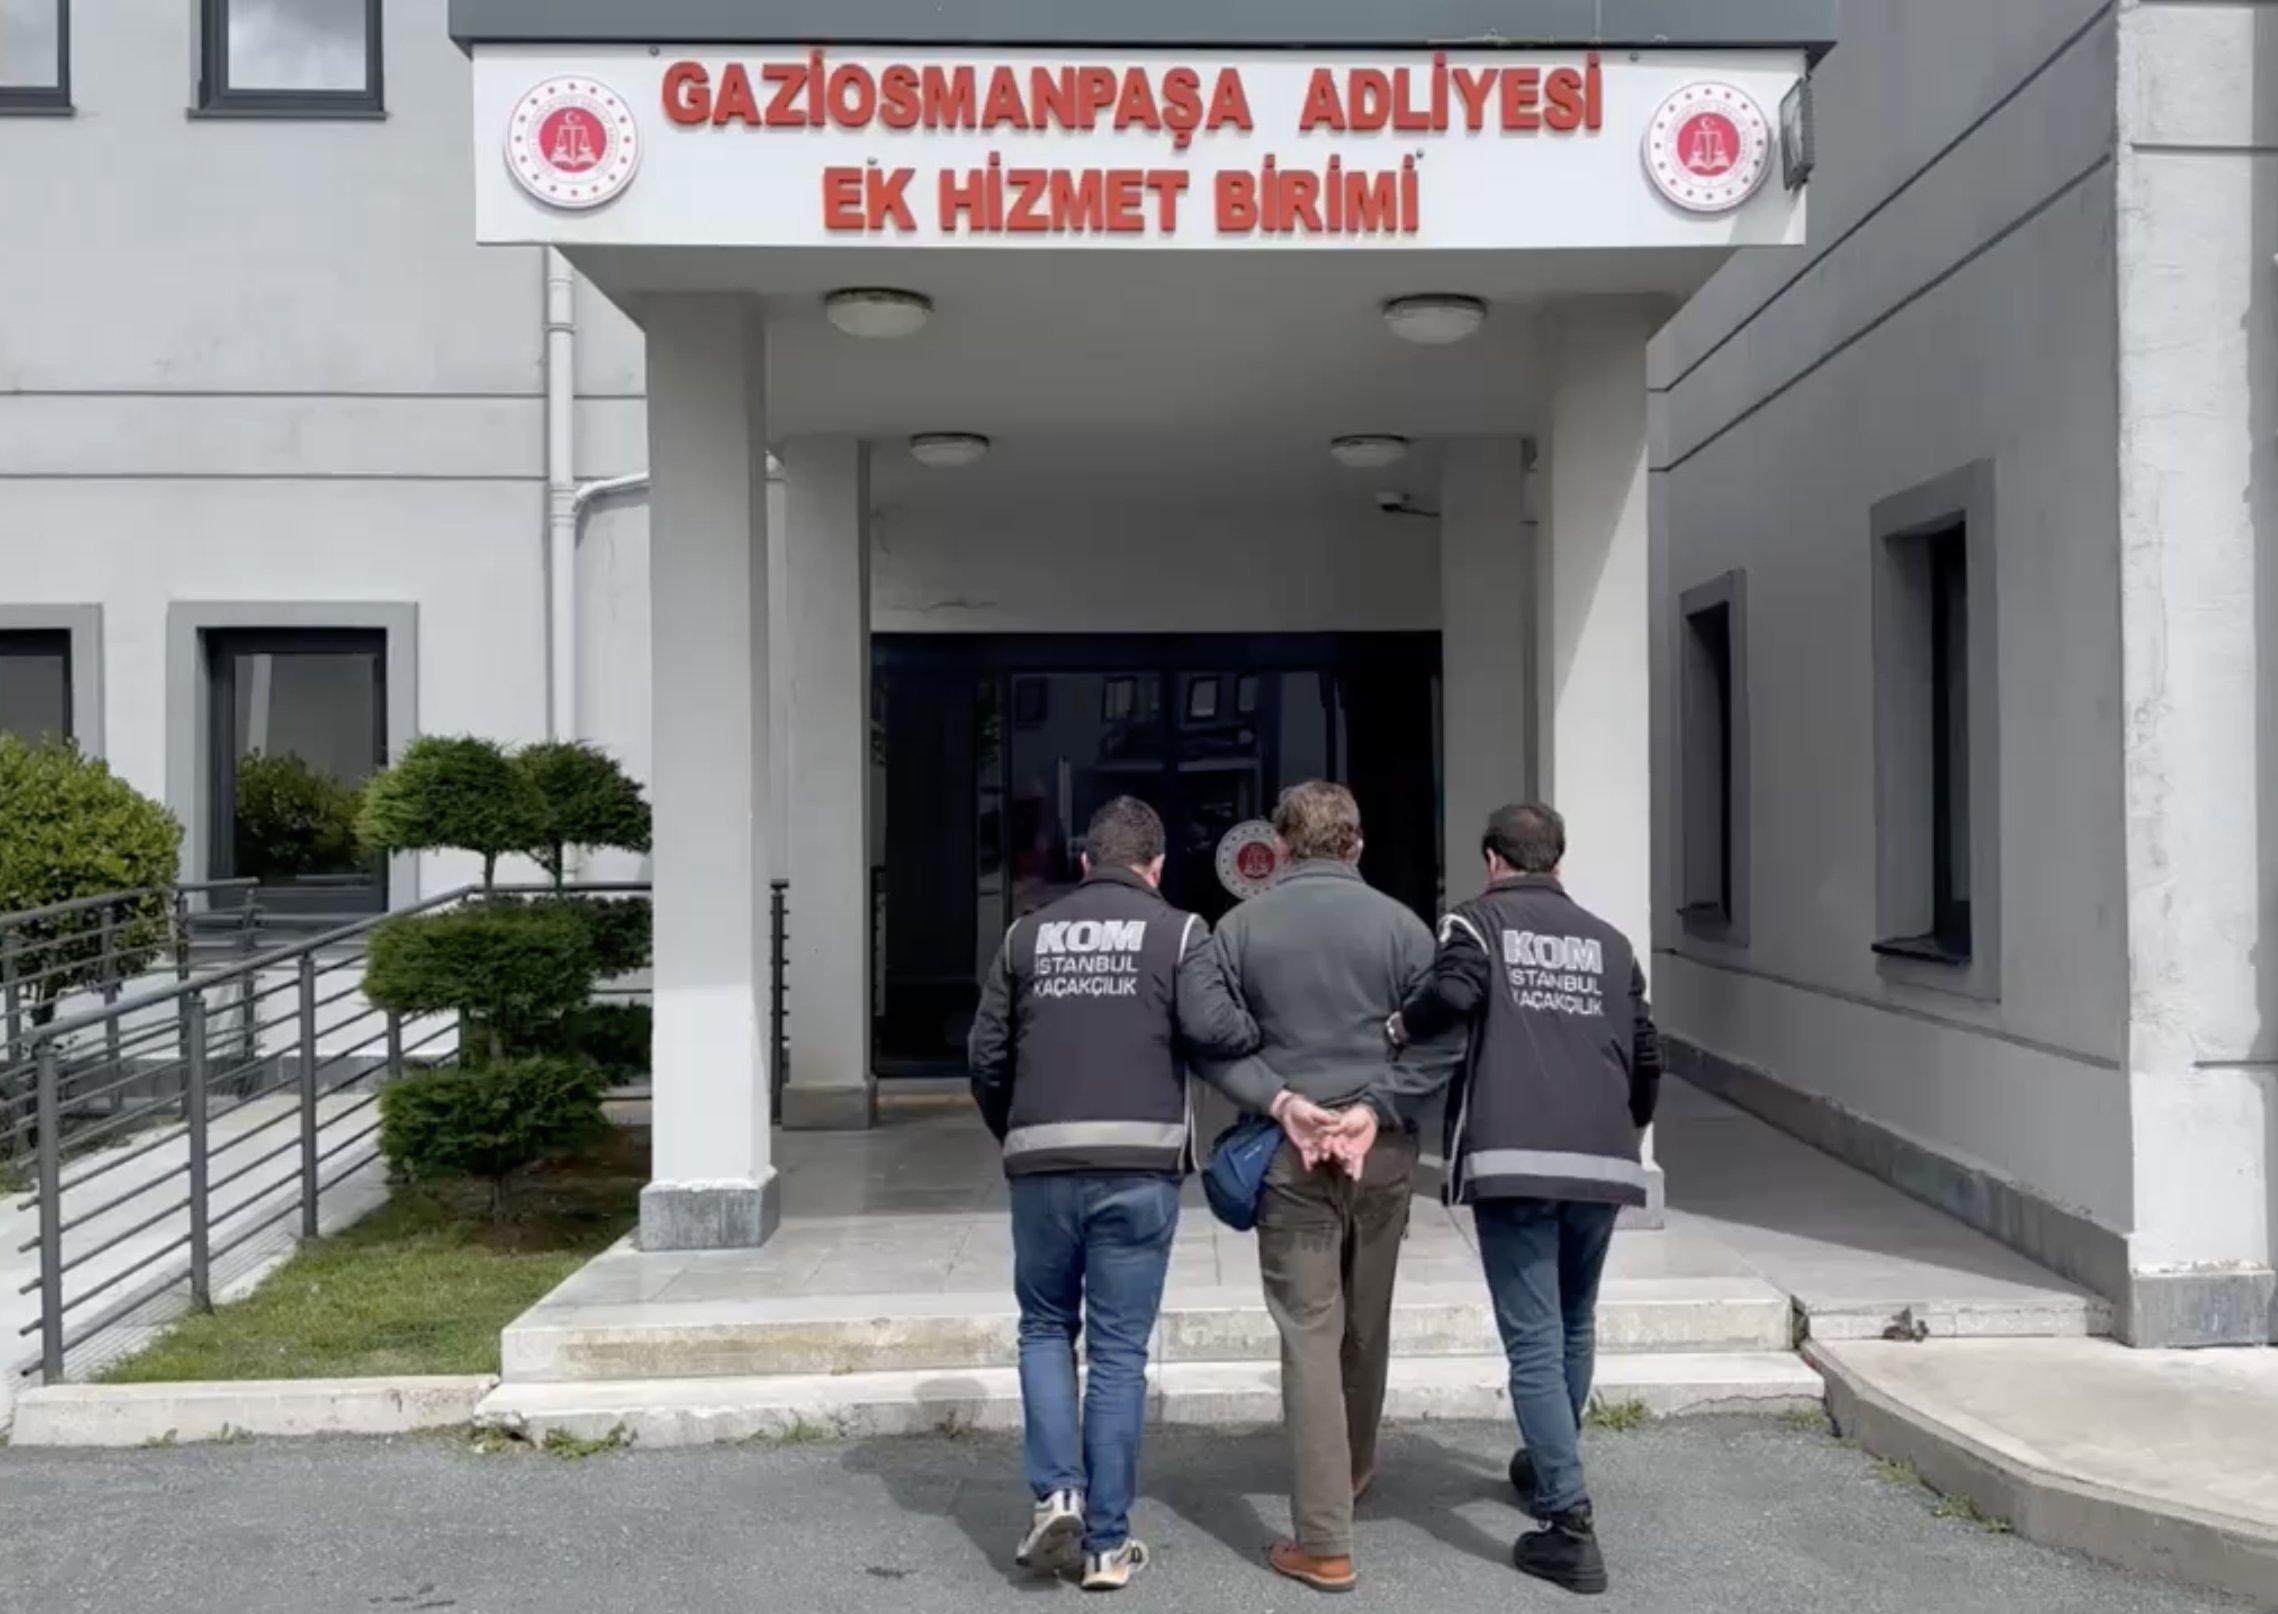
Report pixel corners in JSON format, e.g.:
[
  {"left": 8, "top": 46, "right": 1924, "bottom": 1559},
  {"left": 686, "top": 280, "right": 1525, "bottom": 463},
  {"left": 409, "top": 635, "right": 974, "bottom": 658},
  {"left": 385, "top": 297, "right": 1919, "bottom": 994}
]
[
  {"left": 1081, "top": 1540, "right": 1151, "bottom": 1592},
  {"left": 1015, "top": 1489, "right": 1084, "bottom": 1573}
]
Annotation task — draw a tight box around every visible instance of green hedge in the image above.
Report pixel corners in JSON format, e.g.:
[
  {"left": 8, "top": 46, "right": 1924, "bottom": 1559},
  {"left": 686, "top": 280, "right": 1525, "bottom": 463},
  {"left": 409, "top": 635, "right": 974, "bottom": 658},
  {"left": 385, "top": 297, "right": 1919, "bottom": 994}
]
[
  {"left": 377, "top": 1057, "right": 610, "bottom": 1215},
  {"left": 363, "top": 904, "right": 595, "bottom": 1060},
  {"left": 518, "top": 741, "right": 652, "bottom": 886},
  {"left": 232, "top": 751, "right": 363, "bottom": 880},
  {"left": 0, "top": 737, "right": 182, "bottom": 1012},
  {"left": 358, "top": 736, "right": 544, "bottom": 889}
]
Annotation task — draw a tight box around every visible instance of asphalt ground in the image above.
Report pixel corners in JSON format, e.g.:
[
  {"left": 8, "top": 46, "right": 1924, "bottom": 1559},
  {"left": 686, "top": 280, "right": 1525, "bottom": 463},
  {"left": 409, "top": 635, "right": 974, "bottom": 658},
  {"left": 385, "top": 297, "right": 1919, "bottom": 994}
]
[{"left": 0, "top": 1417, "right": 2246, "bottom": 1614}]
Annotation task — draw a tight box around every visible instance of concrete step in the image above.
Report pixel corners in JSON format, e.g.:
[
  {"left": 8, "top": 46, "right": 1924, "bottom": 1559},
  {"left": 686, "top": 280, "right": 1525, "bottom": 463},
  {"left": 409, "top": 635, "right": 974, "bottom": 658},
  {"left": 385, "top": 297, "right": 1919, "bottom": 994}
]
[
  {"left": 502, "top": 1278, "right": 1796, "bottom": 1383},
  {"left": 476, "top": 1351, "right": 1825, "bottom": 1449}
]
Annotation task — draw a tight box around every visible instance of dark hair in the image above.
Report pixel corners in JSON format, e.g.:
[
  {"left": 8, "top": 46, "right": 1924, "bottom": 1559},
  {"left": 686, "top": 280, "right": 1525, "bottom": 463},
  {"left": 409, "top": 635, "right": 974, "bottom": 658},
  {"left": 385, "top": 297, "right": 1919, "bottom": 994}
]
[
  {"left": 1273, "top": 781, "right": 1363, "bottom": 863},
  {"left": 1484, "top": 802, "right": 1565, "bottom": 874},
  {"left": 1086, "top": 795, "right": 1166, "bottom": 869}
]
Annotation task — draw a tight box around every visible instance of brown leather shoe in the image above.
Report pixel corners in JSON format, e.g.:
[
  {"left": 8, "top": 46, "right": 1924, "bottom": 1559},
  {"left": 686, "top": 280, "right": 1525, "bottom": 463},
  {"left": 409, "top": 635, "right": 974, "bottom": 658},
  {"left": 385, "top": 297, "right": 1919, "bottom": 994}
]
[{"left": 1269, "top": 1541, "right": 1357, "bottom": 1594}]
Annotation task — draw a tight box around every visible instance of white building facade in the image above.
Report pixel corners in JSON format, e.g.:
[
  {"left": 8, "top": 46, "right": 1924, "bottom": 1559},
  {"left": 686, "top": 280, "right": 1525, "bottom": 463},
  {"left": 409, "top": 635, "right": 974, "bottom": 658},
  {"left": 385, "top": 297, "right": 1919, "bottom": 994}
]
[{"left": 0, "top": 0, "right": 2268, "bottom": 1347}]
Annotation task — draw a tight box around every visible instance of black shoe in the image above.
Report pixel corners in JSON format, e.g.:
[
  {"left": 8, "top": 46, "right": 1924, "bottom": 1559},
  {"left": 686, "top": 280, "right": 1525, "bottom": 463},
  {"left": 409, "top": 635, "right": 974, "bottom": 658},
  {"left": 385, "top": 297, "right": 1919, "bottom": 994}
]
[
  {"left": 1507, "top": 1448, "right": 1536, "bottom": 1506},
  {"left": 1514, "top": 1505, "right": 1607, "bottom": 1596}
]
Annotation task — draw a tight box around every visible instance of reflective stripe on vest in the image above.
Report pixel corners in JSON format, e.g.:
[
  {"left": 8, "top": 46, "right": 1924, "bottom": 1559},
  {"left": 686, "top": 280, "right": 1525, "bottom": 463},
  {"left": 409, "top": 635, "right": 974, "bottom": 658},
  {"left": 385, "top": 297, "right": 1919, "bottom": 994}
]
[
  {"left": 1462, "top": 1149, "right": 1649, "bottom": 1193},
  {"left": 1004, "top": 1120, "right": 1189, "bottom": 1158}
]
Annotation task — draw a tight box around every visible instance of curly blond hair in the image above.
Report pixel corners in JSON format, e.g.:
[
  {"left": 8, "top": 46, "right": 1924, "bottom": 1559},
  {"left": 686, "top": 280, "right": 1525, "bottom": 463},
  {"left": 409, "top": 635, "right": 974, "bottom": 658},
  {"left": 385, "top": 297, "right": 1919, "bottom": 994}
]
[{"left": 1272, "top": 780, "right": 1363, "bottom": 863}]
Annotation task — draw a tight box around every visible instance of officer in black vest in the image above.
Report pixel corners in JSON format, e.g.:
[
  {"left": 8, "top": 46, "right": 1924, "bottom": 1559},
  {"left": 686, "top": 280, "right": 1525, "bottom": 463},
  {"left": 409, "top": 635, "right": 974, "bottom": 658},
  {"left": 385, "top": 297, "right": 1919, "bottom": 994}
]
[
  {"left": 1388, "top": 801, "right": 1661, "bottom": 1597},
  {"left": 969, "top": 795, "right": 1259, "bottom": 1591}
]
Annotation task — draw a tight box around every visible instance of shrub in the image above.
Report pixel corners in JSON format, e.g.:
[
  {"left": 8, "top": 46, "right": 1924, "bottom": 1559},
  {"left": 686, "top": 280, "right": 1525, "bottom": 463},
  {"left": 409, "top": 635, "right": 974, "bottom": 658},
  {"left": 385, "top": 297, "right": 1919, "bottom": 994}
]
[
  {"left": 231, "top": 751, "right": 363, "bottom": 880},
  {"left": 575, "top": 896, "right": 653, "bottom": 978},
  {"left": 0, "top": 737, "right": 182, "bottom": 1017},
  {"left": 517, "top": 742, "right": 651, "bottom": 888},
  {"left": 363, "top": 904, "right": 595, "bottom": 1062},
  {"left": 357, "top": 736, "right": 544, "bottom": 889},
  {"left": 378, "top": 1057, "right": 609, "bottom": 1217},
  {"left": 533, "top": 1001, "right": 653, "bottom": 1080}
]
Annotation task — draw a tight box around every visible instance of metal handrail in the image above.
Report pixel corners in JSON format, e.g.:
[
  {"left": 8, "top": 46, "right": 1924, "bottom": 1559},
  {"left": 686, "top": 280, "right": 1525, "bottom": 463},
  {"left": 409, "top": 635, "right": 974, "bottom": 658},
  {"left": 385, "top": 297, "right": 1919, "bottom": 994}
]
[
  {"left": 13, "top": 879, "right": 654, "bottom": 1386},
  {"left": 0, "top": 879, "right": 255, "bottom": 935}
]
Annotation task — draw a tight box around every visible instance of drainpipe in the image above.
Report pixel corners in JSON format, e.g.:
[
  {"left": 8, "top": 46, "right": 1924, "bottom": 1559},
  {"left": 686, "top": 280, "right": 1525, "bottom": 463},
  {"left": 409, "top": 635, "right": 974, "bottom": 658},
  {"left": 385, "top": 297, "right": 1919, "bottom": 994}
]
[{"left": 544, "top": 249, "right": 581, "bottom": 744}]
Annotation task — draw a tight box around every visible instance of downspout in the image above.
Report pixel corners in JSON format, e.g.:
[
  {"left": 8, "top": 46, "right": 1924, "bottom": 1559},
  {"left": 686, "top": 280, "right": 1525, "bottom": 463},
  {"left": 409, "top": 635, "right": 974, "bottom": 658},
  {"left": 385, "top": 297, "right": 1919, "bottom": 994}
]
[
  {"left": 544, "top": 247, "right": 650, "bottom": 743},
  {"left": 544, "top": 249, "right": 581, "bottom": 744}
]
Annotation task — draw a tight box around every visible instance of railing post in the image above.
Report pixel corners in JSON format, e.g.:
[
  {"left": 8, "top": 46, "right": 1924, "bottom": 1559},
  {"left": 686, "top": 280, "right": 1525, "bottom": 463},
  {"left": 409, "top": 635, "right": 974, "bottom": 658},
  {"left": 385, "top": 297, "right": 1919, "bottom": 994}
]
[
  {"left": 385, "top": 1011, "right": 405, "bottom": 1083},
  {"left": 769, "top": 880, "right": 789, "bottom": 1104},
  {"left": 185, "top": 993, "right": 211, "bottom": 1313},
  {"left": 297, "top": 955, "right": 320, "bottom": 1241},
  {"left": 35, "top": 1041, "right": 64, "bottom": 1383},
  {"left": 3, "top": 932, "right": 23, "bottom": 1080},
  {"left": 99, "top": 902, "right": 123, "bottom": 1076},
  {"left": 235, "top": 904, "right": 258, "bottom": 1078},
  {"left": 172, "top": 889, "right": 192, "bottom": 982}
]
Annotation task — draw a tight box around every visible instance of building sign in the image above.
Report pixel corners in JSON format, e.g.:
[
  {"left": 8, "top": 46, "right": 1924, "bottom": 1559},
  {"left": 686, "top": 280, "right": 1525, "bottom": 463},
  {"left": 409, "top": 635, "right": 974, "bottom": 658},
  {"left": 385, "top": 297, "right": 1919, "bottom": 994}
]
[
  {"left": 1215, "top": 820, "right": 1282, "bottom": 900},
  {"left": 472, "top": 47, "right": 1805, "bottom": 250}
]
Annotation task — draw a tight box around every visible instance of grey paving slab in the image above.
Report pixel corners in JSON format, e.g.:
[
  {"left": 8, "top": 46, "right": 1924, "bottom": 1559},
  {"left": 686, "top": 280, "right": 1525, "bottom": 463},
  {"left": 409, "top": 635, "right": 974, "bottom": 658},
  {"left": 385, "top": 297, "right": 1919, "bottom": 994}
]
[{"left": 0, "top": 1420, "right": 2239, "bottom": 1614}]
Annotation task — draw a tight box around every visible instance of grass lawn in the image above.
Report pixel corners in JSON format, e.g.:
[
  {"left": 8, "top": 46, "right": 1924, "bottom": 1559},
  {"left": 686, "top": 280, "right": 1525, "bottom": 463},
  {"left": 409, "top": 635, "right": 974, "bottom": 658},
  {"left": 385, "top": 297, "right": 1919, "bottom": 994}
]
[{"left": 101, "top": 1128, "right": 647, "bottom": 1384}]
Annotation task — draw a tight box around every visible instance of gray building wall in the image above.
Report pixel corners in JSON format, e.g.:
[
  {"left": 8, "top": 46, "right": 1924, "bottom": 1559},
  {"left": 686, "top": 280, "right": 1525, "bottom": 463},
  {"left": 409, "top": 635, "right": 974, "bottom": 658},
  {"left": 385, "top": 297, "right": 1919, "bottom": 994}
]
[
  {"left": 1651, "top": 0, "right": 2278, "bottom": 1344},
  {"left": 0, "top": 0, "right": 652, "bottom": 896}
]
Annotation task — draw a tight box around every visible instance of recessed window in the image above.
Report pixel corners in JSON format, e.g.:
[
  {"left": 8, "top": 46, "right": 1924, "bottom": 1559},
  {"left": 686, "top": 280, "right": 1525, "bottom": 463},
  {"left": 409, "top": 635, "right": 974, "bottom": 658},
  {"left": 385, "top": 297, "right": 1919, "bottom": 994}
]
[
  {"left": 0, "top": 629, "right": 71, "bottom": 744},
  {"left": 1872, "top": 465, "right": 1997, "bottom": 992},
  {"left": 0, "top": 0, "right": 70, "bottom": 112},
  {"left": 1678, "top": 573, "right": 1748, "bottom": 943},
  {"left": 198, "top": 0, "right": 382, "bottom": 116},
  {"left": 206, "top": 628, "right": 387, "bottom": 913}
]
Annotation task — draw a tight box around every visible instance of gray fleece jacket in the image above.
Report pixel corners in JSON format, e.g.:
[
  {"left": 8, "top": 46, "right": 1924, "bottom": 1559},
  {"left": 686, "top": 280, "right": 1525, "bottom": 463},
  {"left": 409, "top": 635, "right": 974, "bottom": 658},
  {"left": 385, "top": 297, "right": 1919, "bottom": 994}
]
[{"left": 1195, "top": 859, "right": 1465, "bottom": 1127}]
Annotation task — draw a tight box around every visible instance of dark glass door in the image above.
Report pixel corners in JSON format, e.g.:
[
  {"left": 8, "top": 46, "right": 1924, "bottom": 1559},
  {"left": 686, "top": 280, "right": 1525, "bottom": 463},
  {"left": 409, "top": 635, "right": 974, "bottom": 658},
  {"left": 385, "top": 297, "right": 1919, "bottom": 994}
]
[{"left": 872, "top": 633, "right": 1440, "bottom": 1074}]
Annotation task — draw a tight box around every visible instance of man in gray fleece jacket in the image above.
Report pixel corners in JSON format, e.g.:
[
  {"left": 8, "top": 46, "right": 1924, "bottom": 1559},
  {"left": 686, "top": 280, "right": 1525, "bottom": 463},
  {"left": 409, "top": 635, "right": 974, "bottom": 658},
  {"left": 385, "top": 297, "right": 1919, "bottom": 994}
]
[{"left": 1196, "top": 781, "right": 1463, "bottom": 1595}]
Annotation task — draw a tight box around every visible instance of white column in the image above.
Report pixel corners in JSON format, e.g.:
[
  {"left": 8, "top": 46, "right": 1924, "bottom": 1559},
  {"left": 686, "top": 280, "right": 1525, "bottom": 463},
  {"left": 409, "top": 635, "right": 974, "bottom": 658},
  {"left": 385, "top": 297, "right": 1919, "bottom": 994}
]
[
  {"left": 1544, "top": 301, "right": 1663, "bottom": 1226},
  {"left": 777, "top": 437, "right": 877, "bottom": 1130},
  {"left": 1439, "top": 437, "right": 1537, "bottom": 906},
  {"left": 640, "top": 297, "right": 777, "bottom": 1250}
]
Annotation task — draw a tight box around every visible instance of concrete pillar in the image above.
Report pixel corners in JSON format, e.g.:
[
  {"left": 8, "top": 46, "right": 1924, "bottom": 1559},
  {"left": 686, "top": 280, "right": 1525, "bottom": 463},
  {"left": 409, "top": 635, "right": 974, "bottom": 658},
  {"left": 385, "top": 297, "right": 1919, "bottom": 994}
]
[
  {"left": 1439, "top": 437, "right": 1537, "bottom": 904},
  {"left": 639, "top": 297, "right": 777, "bottom": 1250},
  {"left": 1544, "top": 300, "right": 1664, "bottom": 1225},
  {"left": 777, "top": 438, "right": 877, "bottom": 1130}
]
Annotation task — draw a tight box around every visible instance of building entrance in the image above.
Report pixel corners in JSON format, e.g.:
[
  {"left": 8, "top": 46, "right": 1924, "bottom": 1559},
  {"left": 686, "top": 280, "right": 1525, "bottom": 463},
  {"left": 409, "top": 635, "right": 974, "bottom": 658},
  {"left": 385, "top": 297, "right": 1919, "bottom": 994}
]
[{"left": 871, "top": 632, "right": 1442, "bottom": 1073}]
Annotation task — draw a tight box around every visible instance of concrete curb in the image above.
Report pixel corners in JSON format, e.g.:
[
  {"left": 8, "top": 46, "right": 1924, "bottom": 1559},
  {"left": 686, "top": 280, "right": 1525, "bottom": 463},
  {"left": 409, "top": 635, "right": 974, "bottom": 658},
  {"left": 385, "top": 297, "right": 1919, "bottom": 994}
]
[
  {"left": 9, "top": 1375, "right": 499, "bottom": 1448},
  {"left": 475, "top": 1352, "right": 1825, "bottom": 1450},
  {"left": 1807, "top": 1342, "right": 2278, "bottom": 1607}
]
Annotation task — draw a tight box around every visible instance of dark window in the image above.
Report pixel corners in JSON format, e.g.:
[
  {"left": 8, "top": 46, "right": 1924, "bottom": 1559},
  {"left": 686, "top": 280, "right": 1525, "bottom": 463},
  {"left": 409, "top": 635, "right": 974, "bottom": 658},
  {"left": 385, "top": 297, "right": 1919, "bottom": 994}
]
[
  {"left": 1927, "top": 526, "right": 1971, "bottom": 957},
  {"left": 0, "top": 629, "right": 71, "bottom": 743},
  {"left": 1011, "top": 675, "right": 1048, "bottom": 729},
  {"left": 0, "top": 0, "right": 70, "bottom": 112},
  {"left": 206, "top": 628, "right": 387, "bottom": 913},
  {"left": 1874, "top": 517, "right": 1973, "bottom": 966},
  {"left": 1680, "top": 599, "right": 1735, "bottom": 923},
  {"left": 198, "top": 0, "right": 381, "bottom": 116}
]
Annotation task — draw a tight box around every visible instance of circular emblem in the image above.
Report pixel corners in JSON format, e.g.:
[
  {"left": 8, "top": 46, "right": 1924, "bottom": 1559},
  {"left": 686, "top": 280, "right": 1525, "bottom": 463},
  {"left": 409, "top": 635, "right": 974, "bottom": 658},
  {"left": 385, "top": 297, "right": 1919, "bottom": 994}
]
[
  {"left": 1215, "top": 820, "right": 1282, "bottom": 901},
  {"left": 506, "top": 77, "right": 641, "bottom": 211},
  {"left": 1642, "top": 83, "right": 1773, "bottom": 214}
]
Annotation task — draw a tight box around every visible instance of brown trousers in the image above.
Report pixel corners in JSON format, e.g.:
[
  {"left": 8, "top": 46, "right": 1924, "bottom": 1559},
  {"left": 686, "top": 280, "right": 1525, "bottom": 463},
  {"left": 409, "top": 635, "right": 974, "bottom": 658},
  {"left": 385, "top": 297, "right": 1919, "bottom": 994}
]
[{"left": 1256, "top": 1129, "right": 1417, "bottom": 1559}]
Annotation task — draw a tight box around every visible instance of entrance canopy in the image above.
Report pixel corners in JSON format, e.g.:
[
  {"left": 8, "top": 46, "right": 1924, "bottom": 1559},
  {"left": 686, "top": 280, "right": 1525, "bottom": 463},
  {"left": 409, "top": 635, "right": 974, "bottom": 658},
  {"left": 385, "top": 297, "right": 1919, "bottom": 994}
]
[{"left": 441, "top": 6, "right": 1834, "bottom": 1250}]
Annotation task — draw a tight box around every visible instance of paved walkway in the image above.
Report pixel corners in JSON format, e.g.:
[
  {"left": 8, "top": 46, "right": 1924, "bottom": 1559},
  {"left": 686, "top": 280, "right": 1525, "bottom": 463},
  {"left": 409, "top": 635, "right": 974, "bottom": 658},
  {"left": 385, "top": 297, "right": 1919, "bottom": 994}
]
[
  {"left": 513, "top": 1079, "right": 2103, "bottom": 1373},
  {"left": 1812, "top": 1338, "right": 2278, "bottom": 1604},
  {"left": 0, "top": 1419, "right": 2239, "bottom": 1613}
]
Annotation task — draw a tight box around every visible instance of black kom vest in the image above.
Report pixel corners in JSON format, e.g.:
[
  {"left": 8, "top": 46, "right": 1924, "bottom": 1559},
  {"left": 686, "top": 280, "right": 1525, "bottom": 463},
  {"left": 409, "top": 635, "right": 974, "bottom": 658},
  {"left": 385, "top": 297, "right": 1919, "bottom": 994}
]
[
  {"left": 1442, "top": 877, "right": 1651, "bottom": 1209},
  {"left": 999, "top": 868, "right": 1199, "bottom": 1177}
]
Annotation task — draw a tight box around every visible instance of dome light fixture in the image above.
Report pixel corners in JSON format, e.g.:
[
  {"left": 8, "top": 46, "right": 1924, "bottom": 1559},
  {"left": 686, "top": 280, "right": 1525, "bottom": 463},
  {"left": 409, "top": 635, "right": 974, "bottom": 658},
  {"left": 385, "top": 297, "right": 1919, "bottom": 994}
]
[
  {"left": 1382, "top": 294, "right": 1487, "bottom": 346},
  {"left": 824, "top": 288, "right": 933, "bottom": 339},
  {"left": 1329, "top": 435, "right": 1410, "bottom": 471},
  {"left": 908, "top": 432, "right": 991, "bottom": 469}
]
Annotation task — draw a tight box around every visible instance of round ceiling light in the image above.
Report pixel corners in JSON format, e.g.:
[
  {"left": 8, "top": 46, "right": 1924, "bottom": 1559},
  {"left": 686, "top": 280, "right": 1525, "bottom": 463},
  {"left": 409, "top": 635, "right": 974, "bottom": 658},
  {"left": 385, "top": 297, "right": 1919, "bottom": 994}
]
[
  {"left": 1329, "top": 435, "right": 1410, "bottom": 471},
  {"left": 824, "top": 288, "right": 933, "bottom": 339},
  {"left": 1382, "top": 294, "right": 1488, "bottom": 346},
  {"left": 908, "top": 432, "right": 991, "bottom": 469}
]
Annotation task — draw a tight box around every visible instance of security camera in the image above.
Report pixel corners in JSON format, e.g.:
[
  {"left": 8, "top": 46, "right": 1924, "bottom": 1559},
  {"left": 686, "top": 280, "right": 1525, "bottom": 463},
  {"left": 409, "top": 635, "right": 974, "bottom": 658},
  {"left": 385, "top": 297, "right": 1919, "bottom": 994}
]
[{"left": 1374, "top": 489, "right": 1410, "bottom": 513}]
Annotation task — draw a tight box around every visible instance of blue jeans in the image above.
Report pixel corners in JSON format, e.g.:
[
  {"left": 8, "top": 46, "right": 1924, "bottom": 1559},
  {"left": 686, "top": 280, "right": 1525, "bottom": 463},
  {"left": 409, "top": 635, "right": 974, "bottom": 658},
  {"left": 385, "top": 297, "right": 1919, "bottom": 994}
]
[
  {"left": 1011, "top": 1172, "right": 1181, "bottom": 1555},
  {"left": 1473, "top": 1198, "right": 1622, "bottom": 1518}
]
